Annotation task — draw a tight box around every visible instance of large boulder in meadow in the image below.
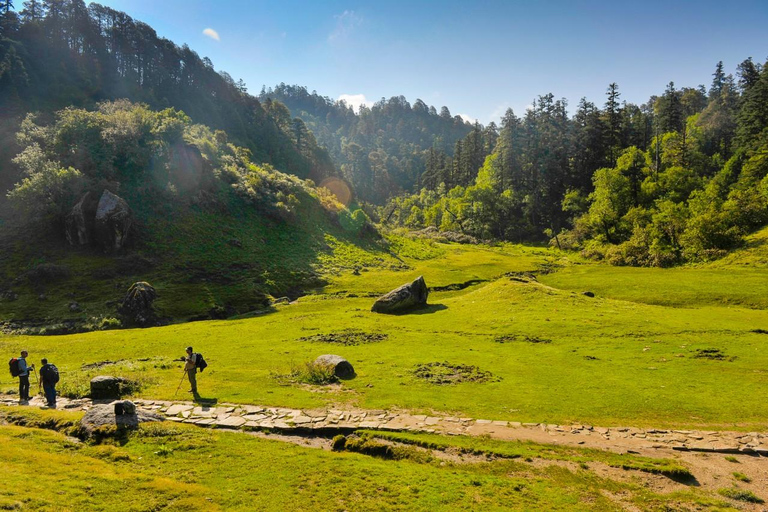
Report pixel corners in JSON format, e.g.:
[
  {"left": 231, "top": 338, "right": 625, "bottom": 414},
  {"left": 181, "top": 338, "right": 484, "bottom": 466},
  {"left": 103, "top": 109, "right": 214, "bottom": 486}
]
[
  {"left": 119, "top": 282, "right": 157, "bottom": 327},
  {"left": 80, "top": 403, "right": 163, "bottom": 435},
  {"left": 371, "top": 276, "right": 429, "bottom": 314},
  {"left": 90, "top": 376, "right": 128, "bottom": 399},
  {"left": 95, "top": 190, "right": 133, "bottom": 252},
  {"left": 314, "top": 354, "right": 355, "bottom": 379}
]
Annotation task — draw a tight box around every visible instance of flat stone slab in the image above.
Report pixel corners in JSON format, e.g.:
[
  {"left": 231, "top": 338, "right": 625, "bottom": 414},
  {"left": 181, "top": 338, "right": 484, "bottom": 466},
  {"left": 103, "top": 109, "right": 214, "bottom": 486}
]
[
  {"left": 166, "top": 404, "right": 194, "bottom": 416},
  {"left": 216, "top": 416, "right": 246, "bottom": 428},
  {"left": 242, "top": 414, "right": 269, "bottom": 422}
]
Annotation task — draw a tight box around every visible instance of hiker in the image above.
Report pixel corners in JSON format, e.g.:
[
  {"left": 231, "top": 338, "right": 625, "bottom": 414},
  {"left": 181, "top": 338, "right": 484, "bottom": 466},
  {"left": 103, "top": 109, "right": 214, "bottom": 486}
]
[
  {"left": 39, "top": 358, "right": 59, "bottom": 407},
  {"left": 16, "top": 350, "right": 34, "bottom": 402},
  {"left": 181, "top": 346, "right": 198, "bottom": 394}
]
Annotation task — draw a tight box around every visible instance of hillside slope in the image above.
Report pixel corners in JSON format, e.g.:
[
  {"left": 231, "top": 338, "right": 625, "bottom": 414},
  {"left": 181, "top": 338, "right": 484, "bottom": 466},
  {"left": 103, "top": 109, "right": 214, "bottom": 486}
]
[
  {"left": 0, "top": 101, "right": 387, "bottom": 332},
  {"left": 0, "top": 2, "right": 336, "bottom": 201}
]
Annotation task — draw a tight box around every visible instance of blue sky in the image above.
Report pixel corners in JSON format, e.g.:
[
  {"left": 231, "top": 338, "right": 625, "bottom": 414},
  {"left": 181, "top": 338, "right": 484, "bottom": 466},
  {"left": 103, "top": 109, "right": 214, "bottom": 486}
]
[{"left": 94, "top": 0, "right": 768, "bottom": 124}]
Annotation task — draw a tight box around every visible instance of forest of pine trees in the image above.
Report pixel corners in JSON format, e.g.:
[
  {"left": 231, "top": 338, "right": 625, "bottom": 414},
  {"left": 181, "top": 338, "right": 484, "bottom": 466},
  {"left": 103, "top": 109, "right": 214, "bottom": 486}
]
[
  {"left": 260, "top": 84, "right": 473, "bottom": 203},
  {"left": 385, "top": 60, "right": 768, "bottom": 265}
]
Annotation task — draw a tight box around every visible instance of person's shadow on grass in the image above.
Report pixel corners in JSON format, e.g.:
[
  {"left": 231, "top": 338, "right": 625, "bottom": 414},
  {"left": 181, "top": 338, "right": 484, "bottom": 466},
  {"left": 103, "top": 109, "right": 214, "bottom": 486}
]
[{"left": 193, "top": 392, "right": 217, "bottom": 405}]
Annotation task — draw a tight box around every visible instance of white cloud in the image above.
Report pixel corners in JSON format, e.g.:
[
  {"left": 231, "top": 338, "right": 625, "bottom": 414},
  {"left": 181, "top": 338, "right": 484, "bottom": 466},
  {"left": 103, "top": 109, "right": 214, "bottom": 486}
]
[
  {"left": 338, "top": 94, "right": 369, "bottom": 113},
  {"left": 489, "top": 103, "right": 511, "bottom": 123},
  {"left": 459, "top": 113, "right": 479, "bottom": 125},
  {"left": 203, "top": 28, "right": 220, "bottom": 41},
  {"left": 329, "top": 10, "right": 362, "bottom": 42}
]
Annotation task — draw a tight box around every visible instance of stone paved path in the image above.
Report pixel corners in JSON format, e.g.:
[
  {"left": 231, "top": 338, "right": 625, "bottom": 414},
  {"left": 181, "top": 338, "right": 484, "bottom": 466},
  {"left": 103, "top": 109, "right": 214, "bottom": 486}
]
[{"left": 2, "top": 394, "right": 766, "bottom": 456}]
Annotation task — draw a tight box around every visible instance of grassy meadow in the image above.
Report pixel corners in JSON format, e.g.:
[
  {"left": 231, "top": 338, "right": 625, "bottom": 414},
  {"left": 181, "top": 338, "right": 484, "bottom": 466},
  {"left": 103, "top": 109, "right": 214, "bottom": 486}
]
[
  {"left": 2, "top": 236, "right": 768, "bottom": 430},
  {"left": 0, "top": 407, "right": 734, "bottom": 511}
]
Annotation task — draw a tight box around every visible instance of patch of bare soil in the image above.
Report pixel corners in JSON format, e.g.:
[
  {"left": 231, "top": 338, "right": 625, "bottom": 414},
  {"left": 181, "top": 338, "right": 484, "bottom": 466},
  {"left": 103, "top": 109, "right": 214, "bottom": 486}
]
[
  {"left": 494, "top": 334, "right": 551, "bottom": 344},
  {"left": 413, "top": 362, "right": 501, "bottom": 384},
  {"left": 297, "top": 329, "right": 388, "bottom": 345},
  {"left": 245, "top": 430, "right": 333, "bottom": 450},
  {"left": 693, "top": 348, "right": 737, "bottom": 361}
]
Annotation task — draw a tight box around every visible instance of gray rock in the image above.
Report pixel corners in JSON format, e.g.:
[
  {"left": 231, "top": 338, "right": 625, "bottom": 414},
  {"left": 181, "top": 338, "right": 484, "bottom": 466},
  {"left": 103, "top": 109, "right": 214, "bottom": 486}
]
[
  {"left": 69, "top": 301, "right": 81, "bottom": 312},
  {"left": 95, "top": 190, "right": 132, "bottom": 252},
  {"left": 116, "top": 400, "right": 136, "bottom": 415},
  {"left": 80, "top": 403, "right": 163, "bottom": 434},
  {"left": 90, "top": 376, "right": 129, "bottom": 399},
  {"left": 315, "top": 354, "right": 356, "bottom": 379},
  {"left": 119, "top": 282, "right": 157, "bottom": 327},
  {"left": 371, "top": 276, "right": 428, "bottom": 313},
  {"left": 65, "top": 192, "right": 91, "bottom": 246}
]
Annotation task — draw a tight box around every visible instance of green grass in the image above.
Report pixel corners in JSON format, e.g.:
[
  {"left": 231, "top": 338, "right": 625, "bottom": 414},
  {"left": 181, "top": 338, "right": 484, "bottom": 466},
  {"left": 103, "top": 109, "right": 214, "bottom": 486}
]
[
  {"left": 540, "top": 225, "right": 768, "bottom": 309},
  {"left": 3, "top": 243, "right": 768, "bottom": 429},
  {"left": 539, "top": 265, "right": 768, "bottom": 309},
  {"left": 0, "top": 407, "right": 734, "bottom": 511},
  {"left": 361, "top": 430, "right": 691, "bottom": 478},
  {"left": 322, "top": 237, "right": 553, "bottom": 297},
  {"left": 0, "top": 192, "right": 385, "bottom": 325},
  {"left": 707, "top": 225, "right": 768, "bottom": 268}
]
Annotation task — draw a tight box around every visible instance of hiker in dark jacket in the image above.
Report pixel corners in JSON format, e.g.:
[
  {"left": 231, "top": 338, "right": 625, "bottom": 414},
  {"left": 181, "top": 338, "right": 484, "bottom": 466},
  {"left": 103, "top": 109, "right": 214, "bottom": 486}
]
[
  {"left": 39, "top": 358, "right": 58, "bottom": 407},
  {"left": 17, "top": 350, "right": 34, "bottom": 403}
]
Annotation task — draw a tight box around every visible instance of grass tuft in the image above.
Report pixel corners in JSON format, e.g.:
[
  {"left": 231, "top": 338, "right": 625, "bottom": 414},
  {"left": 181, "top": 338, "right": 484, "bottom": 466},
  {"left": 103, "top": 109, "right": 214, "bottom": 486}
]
[
  {"left": 718, "top": 488, "right": 764, "bottom": 503},
  {"left": 273, "top": 361, "right": 339, "bottom": 386}
]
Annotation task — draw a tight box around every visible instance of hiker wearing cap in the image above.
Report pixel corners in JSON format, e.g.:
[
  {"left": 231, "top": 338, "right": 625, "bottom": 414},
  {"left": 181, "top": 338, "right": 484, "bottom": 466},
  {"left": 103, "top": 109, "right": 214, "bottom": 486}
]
[
  {"left": 182, "top": 347, "right": 198, "bottom": 394},
  {"left": 39, "top": 358, "right": 60, "bottom": 407},
  {"left": 17, "top": 350, "right": 34, "bottom": 402}
]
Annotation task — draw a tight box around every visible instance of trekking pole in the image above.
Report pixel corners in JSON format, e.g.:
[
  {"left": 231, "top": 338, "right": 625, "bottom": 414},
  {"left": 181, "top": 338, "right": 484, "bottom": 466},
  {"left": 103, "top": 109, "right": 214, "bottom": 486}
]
[{"left": 173, "top": 369, "right": 186, "bottom": 397}]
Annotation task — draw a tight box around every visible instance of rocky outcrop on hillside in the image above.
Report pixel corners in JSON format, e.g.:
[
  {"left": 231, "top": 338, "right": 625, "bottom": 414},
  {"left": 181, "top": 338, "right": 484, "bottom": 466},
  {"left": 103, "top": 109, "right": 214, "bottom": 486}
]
[
  {"left": 168, "top": 143, "right": 210, "bottom": 193},
  {"left": 65, "top": 192, "right": 92, "bottom": 246},
  {"left": 95, "top": 190, "right": 133, "bottom": 252},
  {"left": 119, "top": 282, "right": 158, "bottom": 327},
  {"left": 65, "top": 189, "right": 133, "bottom": 252}
]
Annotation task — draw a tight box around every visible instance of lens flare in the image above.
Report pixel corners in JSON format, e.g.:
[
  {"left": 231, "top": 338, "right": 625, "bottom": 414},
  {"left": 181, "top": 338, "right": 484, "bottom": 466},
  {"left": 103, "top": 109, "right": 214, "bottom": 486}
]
[{"left": 319, "top": 177, "right": 353, "bottom": 206}]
